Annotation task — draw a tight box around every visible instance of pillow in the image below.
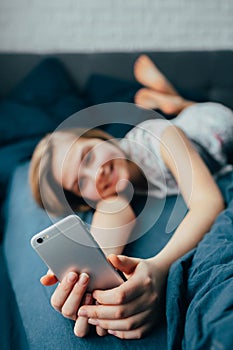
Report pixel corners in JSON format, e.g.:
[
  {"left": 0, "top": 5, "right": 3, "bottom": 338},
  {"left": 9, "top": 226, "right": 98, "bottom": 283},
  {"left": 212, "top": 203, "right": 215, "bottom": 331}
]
[
  {"left": 11, "top": 58, "right": 82, "bottom": 107},
  {"left": 0, "top": 58, "right": 89, "bottom": 206},
  {"left": 0, "top": 100, "right": 55, "bottom": 147},
  {"left": 85, "top": 73, "right": 140, "bottom": 105},
  {"left": 47, "top": 93, "right": 89, "bottom": 124},
  {"left": 0, "top": 138, "right": 42, "bottom": 207},
  {"left": 9, "top": 57, "right": 89, "bottom": 124}
]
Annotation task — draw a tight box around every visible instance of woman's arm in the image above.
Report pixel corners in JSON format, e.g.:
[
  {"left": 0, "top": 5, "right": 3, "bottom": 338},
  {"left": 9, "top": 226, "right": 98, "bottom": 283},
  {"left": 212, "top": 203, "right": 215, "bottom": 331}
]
[
  {"left": 77, "top": 126, "right": 225, "bottom": 339},
  {"left": 154, "top": 125, "right": 224, "bottom": 271},
  {"left": 91, "top": 195, "right": 136, "bottom": 256}
]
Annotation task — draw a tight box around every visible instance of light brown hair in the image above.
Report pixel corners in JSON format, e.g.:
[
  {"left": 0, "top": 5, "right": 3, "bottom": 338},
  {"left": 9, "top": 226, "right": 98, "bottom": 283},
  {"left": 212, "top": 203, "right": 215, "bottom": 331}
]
[{"left": 29, "top": 128, "right": 119, "bottom": 216}]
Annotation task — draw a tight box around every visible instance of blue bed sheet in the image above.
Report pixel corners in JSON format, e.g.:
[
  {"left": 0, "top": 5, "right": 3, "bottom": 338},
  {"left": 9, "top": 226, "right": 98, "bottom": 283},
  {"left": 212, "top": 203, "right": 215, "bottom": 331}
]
[
  {"left": 3, "top": 162, "right": 169, "bottom": 350},
  {"left": 167, "top": 171, "right": 233, "bottom": 350}
]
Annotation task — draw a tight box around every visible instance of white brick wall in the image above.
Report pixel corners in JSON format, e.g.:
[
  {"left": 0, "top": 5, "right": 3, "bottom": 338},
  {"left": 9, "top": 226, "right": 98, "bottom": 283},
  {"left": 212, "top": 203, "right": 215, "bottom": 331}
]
[{"left": 0, "top": 0, "right": 232, "bottom": 53}]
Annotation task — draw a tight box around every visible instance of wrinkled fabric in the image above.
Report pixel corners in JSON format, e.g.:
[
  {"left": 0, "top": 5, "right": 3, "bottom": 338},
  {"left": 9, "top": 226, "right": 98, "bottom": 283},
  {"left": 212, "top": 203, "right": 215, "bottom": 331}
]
[{"left": 167, "top": 172, "right": 233, "bottom": 350}]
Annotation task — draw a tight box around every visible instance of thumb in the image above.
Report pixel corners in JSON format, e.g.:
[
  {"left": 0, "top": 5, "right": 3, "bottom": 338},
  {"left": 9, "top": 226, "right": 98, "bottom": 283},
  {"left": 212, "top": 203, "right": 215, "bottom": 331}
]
[
  {"left": 108, "top": 254, "right": 140, "bottom": 275},
  {"left": 40, "top": 270, "right": 58, "bottom": 286}
]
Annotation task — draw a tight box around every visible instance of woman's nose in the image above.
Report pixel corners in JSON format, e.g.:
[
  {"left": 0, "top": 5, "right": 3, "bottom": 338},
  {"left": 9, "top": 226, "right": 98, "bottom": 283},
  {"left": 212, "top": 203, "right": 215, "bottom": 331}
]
[
  {"left": 96, "top": 166, "right": 105, "bottom": 187},
  {"left": 82, "top": 165, "right": 104, "bottom": 186}
]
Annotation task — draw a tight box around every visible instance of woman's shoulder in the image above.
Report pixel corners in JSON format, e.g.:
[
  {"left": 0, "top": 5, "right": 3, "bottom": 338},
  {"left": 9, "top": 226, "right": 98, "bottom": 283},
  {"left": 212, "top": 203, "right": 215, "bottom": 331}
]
[
  {"left": 124, "top": 118, "right": 172, "bottom": 141},
  {"left": 119, "top": 117, "right": 174, "bottom": 161}
]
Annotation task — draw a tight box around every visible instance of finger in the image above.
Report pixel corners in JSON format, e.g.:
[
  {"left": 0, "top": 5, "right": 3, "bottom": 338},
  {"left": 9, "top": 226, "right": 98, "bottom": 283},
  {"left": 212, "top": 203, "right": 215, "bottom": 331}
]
[
  {"left": 94, "top": 300, "right": 107, "bottom": 336},
  {"left": 61, "top": 273, "right": 90, "bottom": 320},
  {"left": 40, "top": 269, "right": 58, "bottom": 286},
  {"left": 50, "top": 272, "right": 79, "bottom": 312},
  {"left": 107, "top": 323, "right": 151, "bottom": 340},
  {"left": 79, "top": 293, "right": 150, "bottom": 320},
  {"left": 96, "top": 326, "right": 107, "bottom": 337},
  {"left": 73, "top": 293, "right": 93, "bottom": 338},
  {"left": 79, "top": 269, "right": 157, "bottom": 319},
  {"left": 93, "top": 259, "right": 153, "bottom": 305},
  {"left": 108, "top": 255, "right": 140, "bottom": 275},
  {"left": 92, "top": 271, "right": 145, "bottom": 305},
  {"left": 84, "top": 294, "right": 152, "bottom": 322},
  {"left": 88, "top": 309, "right": 151, "bottom": 331},
  {"left": 74, "top": 317, "right": 90, "bottom": 338},
  {"left": 40, "top": 274, "right": 58, "bottom": 286}
]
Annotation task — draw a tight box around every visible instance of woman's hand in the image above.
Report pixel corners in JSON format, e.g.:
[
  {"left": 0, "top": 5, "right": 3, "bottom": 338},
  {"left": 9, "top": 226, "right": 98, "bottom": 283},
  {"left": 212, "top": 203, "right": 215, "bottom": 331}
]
[
  {"left": 78, "top": 254, "right": 168, "bottom": 339},
  {"left": 40, "top": 270, "right": 93, "bottom": 337}
]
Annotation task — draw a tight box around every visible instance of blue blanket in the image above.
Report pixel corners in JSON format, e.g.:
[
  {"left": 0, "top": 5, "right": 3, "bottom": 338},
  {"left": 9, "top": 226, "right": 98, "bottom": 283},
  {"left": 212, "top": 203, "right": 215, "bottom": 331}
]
[{"left": 167, "top": 172, "right": 233, "bottom": 350}]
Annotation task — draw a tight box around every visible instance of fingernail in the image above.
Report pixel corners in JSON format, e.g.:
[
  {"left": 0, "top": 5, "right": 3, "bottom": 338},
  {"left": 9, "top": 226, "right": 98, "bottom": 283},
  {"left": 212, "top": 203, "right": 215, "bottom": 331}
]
[
  {"left": 108, "top": 330, "right": 116, "bottom": 336},
  {"left": 78, "top": 309, "right": 87, "bottom": 317},
  {"left": 88, "top": 318, "right": 99, "bottom": 326},
  {"left": 67, "top": 272, "right": 77, "bottom": 283},
  {"left": 79, "top": 273, "right": 89, "bottom": 285}
]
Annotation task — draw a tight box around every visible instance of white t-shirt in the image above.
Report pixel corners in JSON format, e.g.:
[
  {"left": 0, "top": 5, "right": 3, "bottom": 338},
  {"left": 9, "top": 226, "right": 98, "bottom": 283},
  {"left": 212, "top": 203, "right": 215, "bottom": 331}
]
[{"left": 119, "top": 102, "right": 233, "bottom": 198}]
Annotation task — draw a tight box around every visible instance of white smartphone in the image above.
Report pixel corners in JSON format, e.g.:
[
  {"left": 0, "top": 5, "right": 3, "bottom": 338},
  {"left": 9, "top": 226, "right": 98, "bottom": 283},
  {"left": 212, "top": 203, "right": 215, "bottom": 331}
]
[{"left": 31, "top": 214, "right": 125, "bottom": 291}]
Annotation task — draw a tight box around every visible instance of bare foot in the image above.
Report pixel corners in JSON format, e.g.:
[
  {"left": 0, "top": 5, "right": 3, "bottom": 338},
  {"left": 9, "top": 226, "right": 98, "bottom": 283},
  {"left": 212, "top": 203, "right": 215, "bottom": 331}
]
[
  {"left": 134, "top": 55, "right": 178, "bottom": 96},
  {"left": 134, "top": 88, "right": 193, "bottom": 115}
]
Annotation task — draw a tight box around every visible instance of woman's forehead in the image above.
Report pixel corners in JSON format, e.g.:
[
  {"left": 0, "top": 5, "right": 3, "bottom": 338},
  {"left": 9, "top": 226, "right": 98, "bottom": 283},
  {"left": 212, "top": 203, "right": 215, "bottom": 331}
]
[{"left": 51, "top": 137, "right": 98, "bottom": 182}]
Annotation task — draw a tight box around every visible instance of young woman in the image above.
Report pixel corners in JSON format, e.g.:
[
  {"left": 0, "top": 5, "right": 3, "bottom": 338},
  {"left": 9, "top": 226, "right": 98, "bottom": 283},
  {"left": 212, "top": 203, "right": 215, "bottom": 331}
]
[{"left": 29, "top": 55, "right": 233, "bottom": 339}]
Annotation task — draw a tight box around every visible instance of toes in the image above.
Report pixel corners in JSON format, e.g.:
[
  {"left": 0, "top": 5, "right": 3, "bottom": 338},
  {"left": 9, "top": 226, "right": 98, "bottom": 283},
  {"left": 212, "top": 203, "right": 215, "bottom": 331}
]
[
  {"left": 134, "top": 88, "right": 158, "bottom": 110},
  {"left": 134, "top": 55, "right": 178, "bottom": 96},
  {"left": 134, "top": 55, "right": 151, "bottom": 78}
]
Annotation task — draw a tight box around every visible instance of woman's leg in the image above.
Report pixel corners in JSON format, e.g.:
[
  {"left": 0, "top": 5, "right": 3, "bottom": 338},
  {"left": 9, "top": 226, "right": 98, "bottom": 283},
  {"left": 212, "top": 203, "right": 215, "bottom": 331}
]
[
  {"left": 134, "top": 88, "right": 194, "bottom": 114},
  {"left": 134, "top": 55, "right": 194, "bottom": 114},
  {"left": 134, "top": 55, "right": 194, "bottom": 115},
  {"left": 134, "top": 55, "right": 178, "bottom": 96}
]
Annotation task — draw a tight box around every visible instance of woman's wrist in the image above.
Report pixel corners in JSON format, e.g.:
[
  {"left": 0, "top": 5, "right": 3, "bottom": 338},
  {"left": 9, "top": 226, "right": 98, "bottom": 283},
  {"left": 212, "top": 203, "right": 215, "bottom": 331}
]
[
  {"left": 145, "top": 256, "right": 170, "bottom": 300},
  {"left": 147, "top": 253, "right": 173, "bottom": 275}
]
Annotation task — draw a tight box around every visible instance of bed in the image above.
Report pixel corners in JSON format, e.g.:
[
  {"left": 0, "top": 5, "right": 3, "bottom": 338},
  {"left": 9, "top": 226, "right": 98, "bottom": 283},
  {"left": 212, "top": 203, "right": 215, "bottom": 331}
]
[{"left": 0, "top": 51, "right": 233, "bottom": 350}]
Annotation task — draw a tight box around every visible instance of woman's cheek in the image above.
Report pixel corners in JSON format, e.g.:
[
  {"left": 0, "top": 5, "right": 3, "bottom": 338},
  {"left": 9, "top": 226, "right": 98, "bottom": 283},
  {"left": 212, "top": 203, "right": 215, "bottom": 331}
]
[
  {"left": 90, "top": 192, "right": 102, "bottom": 202},
  {"left": 81, "top": 185, "right": 100, "bottom": 202}
]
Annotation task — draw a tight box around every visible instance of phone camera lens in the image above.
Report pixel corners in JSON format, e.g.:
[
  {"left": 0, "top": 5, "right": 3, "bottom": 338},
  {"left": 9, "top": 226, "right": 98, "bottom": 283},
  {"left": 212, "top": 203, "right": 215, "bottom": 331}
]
[{"left": 37, "top": 237, "right": 44, "bottom": 244}]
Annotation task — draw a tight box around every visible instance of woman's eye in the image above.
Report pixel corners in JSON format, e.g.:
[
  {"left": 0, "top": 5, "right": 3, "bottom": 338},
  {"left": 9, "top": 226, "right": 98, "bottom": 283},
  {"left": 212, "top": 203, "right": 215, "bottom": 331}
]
[
  {"left": 78, "top": 178, "right": 85, "bottom": 192},
  {"left": 84, "top": 150, "right": 92, "bottom": 165}
]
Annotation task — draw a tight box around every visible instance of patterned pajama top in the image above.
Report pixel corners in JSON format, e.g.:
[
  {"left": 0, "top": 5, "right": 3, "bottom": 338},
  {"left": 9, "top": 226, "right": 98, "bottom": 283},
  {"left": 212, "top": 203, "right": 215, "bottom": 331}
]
[{"left": 120, "top": 102, "right": 233, "bottom": 198}]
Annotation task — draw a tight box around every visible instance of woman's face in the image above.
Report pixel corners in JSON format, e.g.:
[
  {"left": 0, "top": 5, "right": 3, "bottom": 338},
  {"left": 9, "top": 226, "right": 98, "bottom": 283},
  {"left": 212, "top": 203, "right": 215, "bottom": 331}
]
[{"left": 52, "top": 137, "right": 130, "bottom": 202}]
